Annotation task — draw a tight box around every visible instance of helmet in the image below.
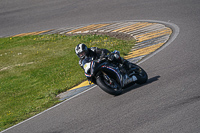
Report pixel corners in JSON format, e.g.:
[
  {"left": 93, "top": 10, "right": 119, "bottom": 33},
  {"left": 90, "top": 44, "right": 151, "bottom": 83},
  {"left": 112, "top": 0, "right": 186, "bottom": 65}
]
[{"left": 75, "top": 43, "right": 88, "bottom": 59}]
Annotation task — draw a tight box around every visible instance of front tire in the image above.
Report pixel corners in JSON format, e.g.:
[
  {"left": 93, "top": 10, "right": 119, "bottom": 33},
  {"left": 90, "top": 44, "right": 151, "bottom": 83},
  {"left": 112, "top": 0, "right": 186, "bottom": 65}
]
[{"left": 96, "top": 75, "right": 122, "bottom": 96}]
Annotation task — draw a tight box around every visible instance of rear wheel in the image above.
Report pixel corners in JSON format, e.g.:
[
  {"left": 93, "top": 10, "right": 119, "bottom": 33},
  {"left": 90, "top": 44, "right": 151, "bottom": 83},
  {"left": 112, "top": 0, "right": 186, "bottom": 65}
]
[
  {"left": 96, "top": 73, "right": 122, "bottom": 96},
  {"left": 131, "top": 64, "right": 148, "bottom": 84}
]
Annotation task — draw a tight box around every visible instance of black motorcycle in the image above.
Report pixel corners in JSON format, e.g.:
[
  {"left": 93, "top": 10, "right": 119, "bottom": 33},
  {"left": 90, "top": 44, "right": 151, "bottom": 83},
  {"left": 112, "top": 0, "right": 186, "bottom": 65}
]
[{"left": 82, "top": 56, "right": 148, "bottom": 95}]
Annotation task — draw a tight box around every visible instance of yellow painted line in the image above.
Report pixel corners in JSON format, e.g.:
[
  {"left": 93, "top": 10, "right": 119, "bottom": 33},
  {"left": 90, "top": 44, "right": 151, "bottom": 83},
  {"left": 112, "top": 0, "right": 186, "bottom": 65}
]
[
  {"left": 120, "top": 22, "right": 155, "bottom": 33},
  {"left": 12, "top": 30, "right": 52, "bottom": 37},
  {"left": 68, "top": 81, "right": 93, "bottom": 91},
  {"left": 135, "top": 28, "right": 172, "bottom": 42},
  {"left": 124, "top": 22, "right": 155, "bottom": 32},
  {"left": 112, "top": 22, "right": 143, "bottom": 32},
  {"left": 112, "top": 22, "right": 155, "bottom": 33},
  {"left": 67, "top": 23, "right": 111, "bottom": 34},
  {"left": 124, "top": 43, "right": 164, "bottom": 59}
]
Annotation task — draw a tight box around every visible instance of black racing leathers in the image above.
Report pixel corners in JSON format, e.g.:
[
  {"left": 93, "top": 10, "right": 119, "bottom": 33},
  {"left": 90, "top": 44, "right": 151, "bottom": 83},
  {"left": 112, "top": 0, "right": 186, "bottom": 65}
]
[{"left": 79, "top": 47, "right": 110, "bottom": 68}]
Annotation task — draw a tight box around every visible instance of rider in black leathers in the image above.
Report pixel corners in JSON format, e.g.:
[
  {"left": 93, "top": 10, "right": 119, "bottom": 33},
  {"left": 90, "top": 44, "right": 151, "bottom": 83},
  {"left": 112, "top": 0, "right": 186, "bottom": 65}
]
[{"left": 75, "top": 43, "right": 132, "bottom": 70}]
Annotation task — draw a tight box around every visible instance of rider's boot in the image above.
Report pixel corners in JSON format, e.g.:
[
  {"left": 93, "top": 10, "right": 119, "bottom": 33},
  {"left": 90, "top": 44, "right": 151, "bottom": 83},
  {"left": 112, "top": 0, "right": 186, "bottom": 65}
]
[
  {"left": 121, "top": 58, "right": 138, "bottom": 81},
  {"left": 132, "top": 75, "right": 138, "bottom": 81}
]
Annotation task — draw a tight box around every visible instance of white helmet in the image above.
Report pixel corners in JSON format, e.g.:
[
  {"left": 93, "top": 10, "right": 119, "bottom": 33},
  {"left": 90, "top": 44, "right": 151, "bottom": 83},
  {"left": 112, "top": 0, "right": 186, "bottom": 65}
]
[{"left": 75, "top": 43, "right": 88, "bottom": 59}]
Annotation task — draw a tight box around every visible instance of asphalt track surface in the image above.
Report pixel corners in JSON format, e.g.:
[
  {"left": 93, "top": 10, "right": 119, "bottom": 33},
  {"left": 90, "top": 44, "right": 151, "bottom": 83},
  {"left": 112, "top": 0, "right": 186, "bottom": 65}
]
[{"left": 1, "top": 0, "right": 200, "bottom": 133}]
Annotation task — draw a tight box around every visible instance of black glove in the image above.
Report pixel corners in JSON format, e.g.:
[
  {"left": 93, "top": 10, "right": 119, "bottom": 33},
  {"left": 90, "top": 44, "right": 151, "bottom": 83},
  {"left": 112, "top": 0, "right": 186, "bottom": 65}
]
[
  {"left": 100, "top": 52, "right": 106, "bottom": 60},
  {"left": 108, "top": 53, "right": 114, "bottom": 61}
]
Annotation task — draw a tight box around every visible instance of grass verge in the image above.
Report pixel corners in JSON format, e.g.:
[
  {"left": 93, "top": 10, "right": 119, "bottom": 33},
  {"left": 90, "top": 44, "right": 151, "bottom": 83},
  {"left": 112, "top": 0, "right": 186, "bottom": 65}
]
[{"left": 0, "top": 34, "right": 136, "bottom": 131}]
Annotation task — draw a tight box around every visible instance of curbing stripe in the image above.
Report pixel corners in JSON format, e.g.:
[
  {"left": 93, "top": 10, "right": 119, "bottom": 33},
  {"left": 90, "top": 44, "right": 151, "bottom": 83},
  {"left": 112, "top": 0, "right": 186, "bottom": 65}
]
[
  {"left": 132, "top": 35, "right": 170, "bottom": 50},
  {"left": 69, "top": 81, "right": 92, "bottom": 91},
  {"left": 135, "top": 27, "right": 172, "bottom": 42},
  {"left": 96, "top": 22, "right": 136, "bottom": 32},
  {"left": 112, "top": 22, "right": 144, "bottom": 32},
  {"left": 113, "top": 22, "right": 156, "bottom": 33},
  {"left": 124, "top": 43, "right": 164, "bottom": 59},
  {"left": 67, "top": 23, "right": 111, "bottom": 34},
  {"left": 12, "top": 30, "right": 52, "bottom": 37}
]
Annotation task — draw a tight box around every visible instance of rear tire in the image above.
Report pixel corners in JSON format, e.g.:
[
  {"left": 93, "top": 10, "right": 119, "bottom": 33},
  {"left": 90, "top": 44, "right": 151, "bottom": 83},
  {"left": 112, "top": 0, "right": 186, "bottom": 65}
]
[{"left": 131, "top": 64, "right": 148, "bottom": 84}]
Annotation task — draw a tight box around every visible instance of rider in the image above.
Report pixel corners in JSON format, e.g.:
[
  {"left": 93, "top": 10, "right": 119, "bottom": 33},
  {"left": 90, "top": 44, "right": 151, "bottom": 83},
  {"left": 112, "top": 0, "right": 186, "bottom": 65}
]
[{"left": 75, "top": 43, "right": 135, "bottom": 71}]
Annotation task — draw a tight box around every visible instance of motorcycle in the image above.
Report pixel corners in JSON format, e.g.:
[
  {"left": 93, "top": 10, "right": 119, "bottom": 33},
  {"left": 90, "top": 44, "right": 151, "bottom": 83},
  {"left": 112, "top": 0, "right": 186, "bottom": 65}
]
[{"left": 82, "top": 55, "right": 148, "bottom": 95}]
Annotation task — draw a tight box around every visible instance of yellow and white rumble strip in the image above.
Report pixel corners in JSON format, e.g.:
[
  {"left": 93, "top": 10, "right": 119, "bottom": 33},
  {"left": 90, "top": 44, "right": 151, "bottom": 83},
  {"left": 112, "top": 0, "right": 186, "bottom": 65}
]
[{"left": 10, "top": 21, "right": 173, "bottom": 100}]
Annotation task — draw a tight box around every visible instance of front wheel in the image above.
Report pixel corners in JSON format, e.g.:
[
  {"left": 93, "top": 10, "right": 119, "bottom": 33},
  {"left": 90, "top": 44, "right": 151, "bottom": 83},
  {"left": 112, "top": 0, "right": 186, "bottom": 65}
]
[{"left": 96, "top": 74, "right": 123, "bottom": 96}]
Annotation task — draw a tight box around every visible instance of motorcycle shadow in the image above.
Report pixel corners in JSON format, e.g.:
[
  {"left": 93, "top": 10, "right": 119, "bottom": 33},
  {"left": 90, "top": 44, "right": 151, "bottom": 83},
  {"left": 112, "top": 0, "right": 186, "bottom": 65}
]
[{"left": 121, "top": 76, "right": 161, "bottom": 95}]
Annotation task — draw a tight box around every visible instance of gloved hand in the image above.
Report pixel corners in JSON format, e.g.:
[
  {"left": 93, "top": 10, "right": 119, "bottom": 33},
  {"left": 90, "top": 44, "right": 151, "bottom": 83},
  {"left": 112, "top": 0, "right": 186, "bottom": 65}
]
[
  {"left": 108, "top": 53, "right": 115, "bottom": 61},
  {"left": 100, "top": 52, "right": 106, "bottom": 60}
]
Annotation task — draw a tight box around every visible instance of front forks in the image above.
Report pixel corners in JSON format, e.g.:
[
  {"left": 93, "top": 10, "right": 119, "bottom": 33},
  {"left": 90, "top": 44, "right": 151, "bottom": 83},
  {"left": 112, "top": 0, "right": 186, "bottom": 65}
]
[
  {"left": 102, "top": 72, "right": 113, "bottom": 84},
  {"left": 102, "top": 72, "right": 120, "bottom": 90}
]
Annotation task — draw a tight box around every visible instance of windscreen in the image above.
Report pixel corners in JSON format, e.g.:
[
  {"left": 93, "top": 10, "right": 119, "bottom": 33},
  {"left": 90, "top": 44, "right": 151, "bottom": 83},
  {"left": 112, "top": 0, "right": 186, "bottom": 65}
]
[{"left": 82, "top": 57, "right": 93, "bottom": 74}]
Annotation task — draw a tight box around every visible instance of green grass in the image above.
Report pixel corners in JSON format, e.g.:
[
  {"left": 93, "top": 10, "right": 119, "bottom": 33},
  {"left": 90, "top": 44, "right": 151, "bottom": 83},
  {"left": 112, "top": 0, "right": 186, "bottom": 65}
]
[{"left": 0, "top": 34, "right": 136, "bottom": 131}]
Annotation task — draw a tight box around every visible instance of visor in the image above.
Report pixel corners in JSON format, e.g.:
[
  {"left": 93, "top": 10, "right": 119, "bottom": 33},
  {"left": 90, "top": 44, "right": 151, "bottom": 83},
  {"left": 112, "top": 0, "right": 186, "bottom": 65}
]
[{"left": 79, "top": 51, "right": 86, "bottom": 58}]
